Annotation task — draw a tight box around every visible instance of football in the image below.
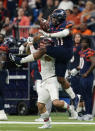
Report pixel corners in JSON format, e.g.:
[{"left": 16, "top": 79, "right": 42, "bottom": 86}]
[{"left": 40, "top": 18, "right": 49, "bottom": 32}]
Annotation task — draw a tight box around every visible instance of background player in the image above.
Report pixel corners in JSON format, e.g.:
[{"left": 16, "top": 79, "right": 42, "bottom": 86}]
[
  {"left": 0, "top": 34, "right": 8, "bottom": 120},
  {"left": 78, "top": 37, "right": 95, "bottom": 121},
  {"left": 67, "top": 33, "right": 86, "bottom": 117}
]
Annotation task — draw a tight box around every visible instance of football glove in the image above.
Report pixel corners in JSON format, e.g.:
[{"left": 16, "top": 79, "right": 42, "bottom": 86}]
[
  {"left": 27, "top": 37, "right": 33, "bottom": 43},
  {"left": 9, "top": 53, "right": 22, "bottom": 66},
  {"left": 70, "top": 68, "right": 79, "bottom": 76}
]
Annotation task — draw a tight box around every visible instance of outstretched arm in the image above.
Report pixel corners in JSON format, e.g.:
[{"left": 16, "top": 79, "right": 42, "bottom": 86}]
[
  {"left": 20, "top": 47, "right": 46, "bottom": 63},
  {"left": 39, "top": 29, "right": 70, "bottom": 38},
  {"left": 9, "top": 47, "right": 46, "bottom": 64}
]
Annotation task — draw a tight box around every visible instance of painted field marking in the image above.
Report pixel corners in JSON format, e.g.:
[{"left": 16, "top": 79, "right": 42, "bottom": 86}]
[{"left": 0, "top": 121, "right": 95, "bottom": 125}]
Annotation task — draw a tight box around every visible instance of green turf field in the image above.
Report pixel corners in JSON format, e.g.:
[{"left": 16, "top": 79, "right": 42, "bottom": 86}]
[{"left": 0, "top": 113, "right": 95, "bottom": 131}]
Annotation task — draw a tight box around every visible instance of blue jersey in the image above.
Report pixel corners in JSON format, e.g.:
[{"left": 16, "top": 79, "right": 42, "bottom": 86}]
[
  {"left": 46, "top": 21, "right": 73, "bottom": 77},
  {"left": 79, "top": 48, "right": 95, "bottom": 76},
  {"left": 69, "top": 44, "right": 81, "bottom": 70},
  {"left": 49, "top": 21, "right": 73, "bottom": 48}
]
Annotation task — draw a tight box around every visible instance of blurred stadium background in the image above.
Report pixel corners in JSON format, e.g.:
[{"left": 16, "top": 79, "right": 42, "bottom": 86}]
[{"left": 0, "top": 0, "right": 95, "bottom": 130}]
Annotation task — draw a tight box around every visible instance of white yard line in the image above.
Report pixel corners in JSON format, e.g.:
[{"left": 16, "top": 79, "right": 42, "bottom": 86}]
[{"left": 0, "top": 121, "right": 95, "bottom": 125}]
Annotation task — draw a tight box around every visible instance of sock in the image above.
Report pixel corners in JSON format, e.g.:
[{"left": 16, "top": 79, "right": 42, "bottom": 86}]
[
  {"left": 63, "top": 101, "right": 69, "bottom": 110},
  {"left": 41, "top": 111, "right": 50, "bottom": 125},
  {"left": 21, "top": 54, "right": 34, "bottom": 63},
  {"left": 69, "top": 105, "right": 74, "bottom": 112},
  {"left": 76, "top": 106, "right": 82, "bottom": 113},
  {"left": 65, "top": 87, "right": 75, "bottom": 99},
  {"left": 46, "top": 100, "right": 52, "bottom": 115}
]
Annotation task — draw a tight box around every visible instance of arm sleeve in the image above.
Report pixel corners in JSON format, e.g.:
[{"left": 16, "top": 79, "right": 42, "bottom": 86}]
[
  {"left": 86, "top": 50, "right": 95, "bottom": 60},
  {"left": 50, "top": 29, "right": 70, "bottom": 38}
]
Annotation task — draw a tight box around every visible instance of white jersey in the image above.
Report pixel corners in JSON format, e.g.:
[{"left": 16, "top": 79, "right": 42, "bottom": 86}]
[
  {"left": 40, "top": 55, "right": 55, "bottom": 80},
  {"left": 29, "top": 45, "right": 55, "bottom": 81}
]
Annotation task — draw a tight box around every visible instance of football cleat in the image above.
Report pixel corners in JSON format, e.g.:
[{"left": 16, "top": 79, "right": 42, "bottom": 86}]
[
  {"left": 35, "top": 117, "right": 43, "bottom": 122},
  {"left": 69, "top": 105, "right": 78, "bottom": 119},
  {"left": 38, "top": 124, "right": 52, "bottom": 129},
  {"left": 35, "top": 117, "right": 52, "bottom": 122},
  {"left": 78, "top": 114, "right": 93, "bottom": 121},
  {"left": 0, "top": 110, "right": 8, "bottom": 120},
  {"left": 72, "top": 95, "right": 80, "bottom": 110}
]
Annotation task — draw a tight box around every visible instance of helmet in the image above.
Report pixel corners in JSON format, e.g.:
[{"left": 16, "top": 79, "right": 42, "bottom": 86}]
[
  {"left": 50, "top": 9, "right": 66, "bottom": 26},
  {"left": 3, "top": 37, "right": 16, "bottom": 48}
]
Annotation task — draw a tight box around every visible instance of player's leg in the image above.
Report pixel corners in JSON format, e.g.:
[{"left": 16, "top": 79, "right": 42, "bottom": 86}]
[
  {"left": 35, "top": 101, "right": 52, "bottom": 123},
  {"left": 70, "top": 75, "right": 81, "bottom": 95},
  {"left": 46, "top": 46, "right": 79, "bottom": 109},
  {"left": 9, "top": 47, "right": 46, "bottom": 65},
  {"left": 78, "top": 76, "right": 93, "bottom": 121},
  {"left": 47, "top": 77, "right": 78, "bottom": 119},
  {"left": 37, "top": 84, "right": 51, "bottom": 128},
  {"left": 37, "top": 102, "right": 51, "bottom": 129},
  {"left": 0, "top": 71, "right": 8, "bottom": 120},
  {"left": 37, "top": 102, "right": 46, "bottom": 114},
  {"left": 84, "top": 77, "right": 93, "bottom": 121},
  {"left": 35, "top": 80, "right": 52, "bottom": 122},
  {"left": 58, "top": 77, "right": 79, "bottom": 110},
  {"left": 46, "top": 100, "right": 52, "bottom": 116},
  {"left": 70, "top": 76, "right": 84, "bottom": 114},
  {"left": 46, "top": 46, "right": 73, "bottom": 61},
  {"left": 55, "top": 61, "right": 79, "bottom": 110}
]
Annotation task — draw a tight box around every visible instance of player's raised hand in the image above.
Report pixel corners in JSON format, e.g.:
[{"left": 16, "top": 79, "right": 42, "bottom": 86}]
[
  {"left": 19, "top": 45, "right": 25, "bottom": 54},
  {"left": 27, "top": 37, "right": 33, "bottom": 44}
]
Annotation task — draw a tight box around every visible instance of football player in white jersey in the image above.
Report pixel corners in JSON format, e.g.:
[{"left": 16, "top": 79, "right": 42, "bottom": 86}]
[
  {"left": 18, "top": 37, "right": 78, "bottom": 129},
  {"left": 19, "top": 36, "right": 52, "bottom": 122}
]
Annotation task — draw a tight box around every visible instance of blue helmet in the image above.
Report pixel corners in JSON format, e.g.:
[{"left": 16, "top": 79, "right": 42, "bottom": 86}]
[
  {"left": 50, "top": 9, "right": 66, "bottom": 26},
  {"left": 3, "top": 37, "right": 16, "bottom": 48}
]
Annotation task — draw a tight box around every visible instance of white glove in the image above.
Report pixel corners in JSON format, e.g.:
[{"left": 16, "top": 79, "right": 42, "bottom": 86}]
[
  {"left": 70, "top": 68, "right": 79, "bottom": 76},
  {"left": 27, "top": 37, "right": 33, "bottom": 43},
  {"left": 19, "top": 45, "right": 25, "bottom": 54},
  {"left": 39, "top": 30, "right": 50, "bottom": 37}
]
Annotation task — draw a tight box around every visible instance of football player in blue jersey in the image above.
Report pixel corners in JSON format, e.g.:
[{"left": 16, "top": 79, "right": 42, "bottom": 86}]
[
  {"left": 78, "top": 37, "right": 95, "bottom": 121},
  {"left": 68, "top": 33, "right": 85, "bottom": 115},
  {"left": 0, "top": 35, "right": 8, "bottom": 120},
  {"left": 69, "top": 33, "right": 82, "bottom": 74},
  {"left": 68, "top": 33, "right": 82, "bottom": 95},
  {"left": 9, "top": 9, "right": 79, "bottom": 110}
]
